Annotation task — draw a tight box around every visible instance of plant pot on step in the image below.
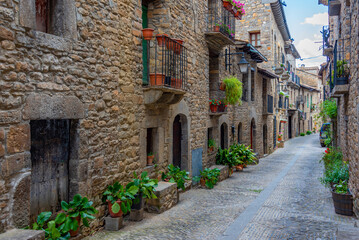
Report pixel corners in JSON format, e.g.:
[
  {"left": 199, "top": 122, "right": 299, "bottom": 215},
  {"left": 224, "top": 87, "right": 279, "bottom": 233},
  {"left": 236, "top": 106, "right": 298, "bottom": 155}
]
[
  {"left": 147, "top": 154, "right": 154, "bottom": 166},
  {"left": 331, "top": 189, "right": 354, "bottom": 216},
  {"left": 149, "top": 73, "right": 165, "bottom": 86},
  {"left": 132, "top": 193, "right": 144, "bottom": 210},
  {"left": 107, "top": 200, "right": 123, "bottom": 218},
  {"left": 210, "top": 105, "right": 218, "bottom": 113},
  {"left": 156, "top": 34, "right": 168, "bottom": 47},
  {"left": 142, "top": 28, "right": 154, "bottom": 40},
  {"left": 69, "top": 216, "right": 81, "bottom": 237}
]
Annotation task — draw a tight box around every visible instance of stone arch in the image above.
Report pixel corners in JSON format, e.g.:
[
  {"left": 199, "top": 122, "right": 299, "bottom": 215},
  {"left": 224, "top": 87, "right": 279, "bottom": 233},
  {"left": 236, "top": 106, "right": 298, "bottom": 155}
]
[
  {"left": 169, "top": 101, "right": 191, "bottom": 172},
  {"left": 220, "top": 122, "right": 229, "bottom": 149},
  {"left": 251, "top": 118, "right": 256, "bottom": 152}
]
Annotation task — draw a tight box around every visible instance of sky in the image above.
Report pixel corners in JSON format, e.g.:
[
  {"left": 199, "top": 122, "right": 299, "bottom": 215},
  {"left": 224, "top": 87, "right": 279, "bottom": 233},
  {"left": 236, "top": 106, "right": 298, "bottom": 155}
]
[{"left": 282, "top": 0, "right": 328, "bottom": 68}]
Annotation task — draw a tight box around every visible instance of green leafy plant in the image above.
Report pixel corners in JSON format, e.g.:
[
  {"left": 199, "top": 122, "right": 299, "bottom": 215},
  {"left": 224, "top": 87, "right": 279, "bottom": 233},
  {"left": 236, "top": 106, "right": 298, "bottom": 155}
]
[
  {"left": 279, "top": 91, "right": 285, "bottom": 96},
  {"left": 147, "top": 152, "right": 154, "bottom": 157},
  {"left": 216, "top": 147, "right": 236, "bottom": 168},
  {"left": 222, "top": 76, "right": 243, "bottom": 105},
  {"left": 334, "top": 180, "right": 349, "bottom": 194},
  {"left": 103, "top": 182, "right": 138, "bottom": 215},
  {"left": 306, "top": 131, "right": 312, "bottom": 135},
  {"left": 208, "top": 139, "right": 216, "bottom": 148},
  {"left": 231, "top": 144, "right": 257, "bottom": 165},
  {"left": 209, "top": 99, "right": 221, "bottom": 106},
  {"left": 162, "top": 164, "right": 190, "bottom": 190},
  {"left": 300, "top": 133, "right": 305, "bottom": 136},
  {"left": 60, "top": 194, "right": 98, "bottom": 232},
  {"left": 126, "top": 171, "right": 158, "bottom": 201},
  {"left": 31, "top": 212, "right": 70, "bottom": 240},
  {"left": 336, "top": 60, "right": 349, "bottom": 78},
  {"left": 194, "top": 168, "right": 221, "bottom": 189},
  {"left": 323, "top": 99, "right": 337, "bottom": 119}
]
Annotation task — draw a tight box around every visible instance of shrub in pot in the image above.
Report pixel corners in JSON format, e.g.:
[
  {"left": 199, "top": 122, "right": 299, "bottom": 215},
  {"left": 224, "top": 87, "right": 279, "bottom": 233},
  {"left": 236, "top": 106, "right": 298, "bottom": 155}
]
[
  {"left": 103, "top": 182, "right": 138, "bottom": 218},
  {"left": 161, "top": 164, "right": 190, "bottom": 190},
  {"left": 147, "top": 152, "right": 155, "bottom": 166},
  {"left": 60, "top": 194, "right": 98, "bottom": 237},
  {"left": 222, "top": 76, "right": 243, "bottom": 106},
  {"left": 30, "top": 211, "right": 70, "bottom": 240},
  {"left": 209, "top": 99, "right": 220, "bottom": 113},
  {"left": 126, "top": 171, "right": 158, "bottom": 210},
  {"left": 194, "top": 168, "right": 221, "bottom": 189}
]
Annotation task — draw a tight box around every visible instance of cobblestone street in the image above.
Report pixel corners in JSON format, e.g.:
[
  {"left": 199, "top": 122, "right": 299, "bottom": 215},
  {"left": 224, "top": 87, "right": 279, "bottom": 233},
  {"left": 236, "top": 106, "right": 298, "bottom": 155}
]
[{"left": 88, "top": 134, "right": 358, "bottom": 240}]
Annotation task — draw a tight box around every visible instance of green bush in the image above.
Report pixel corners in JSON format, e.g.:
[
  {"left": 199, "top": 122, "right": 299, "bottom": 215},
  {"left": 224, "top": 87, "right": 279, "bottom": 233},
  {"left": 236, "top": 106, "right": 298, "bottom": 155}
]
[
  {"left": 162, "top": 164, "right": 190, "bottom": 190},
  {"left": 323, "top": 99, "right": 337, "bottom": 119},
  {"left": 306, "top": 131, "right": 312, "bottom": 135},
  {"left": 216, "top": 144, "right": 256, "bottom": 168},
  {"left": 223, "top": 76, "right": 243, "bottom": 106},
  {"left": 194, "top": 168, "right": 221, "bottom": 189},
  {"left": 300, "top": 133, "right": 305, "bottom": 136}
]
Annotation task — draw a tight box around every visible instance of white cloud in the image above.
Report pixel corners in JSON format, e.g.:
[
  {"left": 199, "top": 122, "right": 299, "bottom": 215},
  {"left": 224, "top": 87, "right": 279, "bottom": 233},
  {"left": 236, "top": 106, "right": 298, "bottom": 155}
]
[
  {"left": 296, "top": 36, "right": 326, "bottom": 67},
  {"left": 301, "top": 12, "right": 328, "bottom": 26}
]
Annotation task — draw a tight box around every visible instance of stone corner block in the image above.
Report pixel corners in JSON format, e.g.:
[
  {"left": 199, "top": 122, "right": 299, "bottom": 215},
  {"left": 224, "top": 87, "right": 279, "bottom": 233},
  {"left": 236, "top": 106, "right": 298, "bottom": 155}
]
[
  {"left": 0, "top": 229, "right": 45, "bottom": 240},
  {"left": 210, "top": 165, "right": 229, "bottom": 181},
  {"left": 104, "top": 216, "right": 124, "bottom": 231},
  {"left": 146, "top": 181, "right": 178, "bottom": 214}
]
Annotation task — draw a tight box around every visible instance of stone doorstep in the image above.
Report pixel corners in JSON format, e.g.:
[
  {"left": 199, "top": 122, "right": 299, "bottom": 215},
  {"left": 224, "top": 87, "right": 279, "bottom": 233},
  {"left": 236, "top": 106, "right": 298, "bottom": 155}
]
[
  {"left": 210, "top": 165, "right": 229, "bottom": 182},
  {"left": 105, "top": 216, "right": 124, "bottom": 231},
  {"left": 0, "top": 229, "right": 45, "bottom": 240}
]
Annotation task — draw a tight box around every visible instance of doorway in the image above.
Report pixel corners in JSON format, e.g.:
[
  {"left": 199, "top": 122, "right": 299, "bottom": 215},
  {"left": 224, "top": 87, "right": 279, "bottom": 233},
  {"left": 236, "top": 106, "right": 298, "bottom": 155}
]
[
  {"left": 289, "top": 116, "right": 293, "bottom": 138},
  {"left": 263, "top": 124, "right": 267, "bottom": 154},
  {"left": 220, "top": 123, "right": 228, "bottom": 149},
  {"left": 172, "top": 114, "right": 189, "bottom": 170},
  {"left": 250, "top": 119, "right": 256, "bottom": 151}
]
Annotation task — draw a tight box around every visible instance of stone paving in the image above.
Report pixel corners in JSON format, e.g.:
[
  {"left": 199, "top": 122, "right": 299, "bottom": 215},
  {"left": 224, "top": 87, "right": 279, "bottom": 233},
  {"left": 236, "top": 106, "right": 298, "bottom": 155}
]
[{"left": 87, "top": 135, "right": 358, "bottom": 240}]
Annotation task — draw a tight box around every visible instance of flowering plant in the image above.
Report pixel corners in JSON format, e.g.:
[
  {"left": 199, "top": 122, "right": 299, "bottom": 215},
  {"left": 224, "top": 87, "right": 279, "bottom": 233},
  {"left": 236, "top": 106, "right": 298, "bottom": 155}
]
[
  {"left": 209, "top": 99, "right": 221, "bottom": 106},
  {"left": 278, "top": 132, "right": 283, "bottom": 138},
  {"left": 231, "top": 0, "right": 246, "bottom": 15}
]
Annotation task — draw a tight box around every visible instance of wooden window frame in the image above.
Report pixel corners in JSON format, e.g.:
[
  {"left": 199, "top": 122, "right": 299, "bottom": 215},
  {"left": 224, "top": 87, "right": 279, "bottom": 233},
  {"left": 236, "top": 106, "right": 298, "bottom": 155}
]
[{"left": 249, "top": 32, "right": 261, "bottom": 47}]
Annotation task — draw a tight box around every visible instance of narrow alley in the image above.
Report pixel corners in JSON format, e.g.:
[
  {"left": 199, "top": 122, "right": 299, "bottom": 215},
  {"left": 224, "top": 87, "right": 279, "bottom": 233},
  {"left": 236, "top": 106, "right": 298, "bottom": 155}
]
[{"left": 88, "top": 135, "right": 357, "bottom": 240}]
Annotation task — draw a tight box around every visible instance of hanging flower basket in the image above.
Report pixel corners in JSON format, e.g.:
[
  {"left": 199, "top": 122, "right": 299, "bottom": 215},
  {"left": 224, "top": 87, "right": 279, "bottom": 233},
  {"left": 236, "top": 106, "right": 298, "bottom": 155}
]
[
  {"left": 142, "top": 28, "right": 154, "bottom": 40},
  {"left": 222, "top": 0, "right": 232, "bottom": 11}
]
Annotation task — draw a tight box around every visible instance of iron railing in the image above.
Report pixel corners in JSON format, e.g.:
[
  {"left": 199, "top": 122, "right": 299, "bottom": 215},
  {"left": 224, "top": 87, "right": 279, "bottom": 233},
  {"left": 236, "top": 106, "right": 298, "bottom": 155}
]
[
  {"left": 145, "top": 35, "right": 188, "bottom": 90},
  {"left": 333, "top": 39, "right": 349, "bottom": 86},
  {"left": 278, "top": 96, "right": 283, "bottom": 109},
  {"left": 207, "top": 0, "right": 236, "bottom": 40}
]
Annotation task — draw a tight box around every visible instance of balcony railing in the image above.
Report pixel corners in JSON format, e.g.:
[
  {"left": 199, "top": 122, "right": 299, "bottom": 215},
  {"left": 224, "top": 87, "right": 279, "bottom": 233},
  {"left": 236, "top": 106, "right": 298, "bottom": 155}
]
[
  {"left": 333, "top": 39, "right": 349, "bottom": 85},
  {"left": 144, "top": 35, "right": 188, "bottom": 90}
]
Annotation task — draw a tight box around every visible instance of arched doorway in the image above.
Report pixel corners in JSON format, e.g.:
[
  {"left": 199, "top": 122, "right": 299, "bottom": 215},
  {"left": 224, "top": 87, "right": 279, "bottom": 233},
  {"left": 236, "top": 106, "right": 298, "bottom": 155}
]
[
  {"left": 220, "top": 123, "right": 228, "bottom": 149},
  {"left": 263, "top": 124, "right": 267, "bottom": 154},
  {"left": 238, "top": 123, "right": 242, "bottom": 143},
  {"left": 172, "top": 114, "right": 188, "bottom": 170},
  {"left": 250, "top": 119, "right": 256, "bottom": 152}
]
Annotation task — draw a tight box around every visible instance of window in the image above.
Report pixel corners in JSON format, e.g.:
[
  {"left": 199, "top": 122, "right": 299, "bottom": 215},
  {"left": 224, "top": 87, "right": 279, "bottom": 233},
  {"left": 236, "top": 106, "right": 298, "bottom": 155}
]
[
  {"left": 250, "top": 32, "right": 261, "bottom": 46},
  {"left": 238, "top": 123, "right": 242, "bottom": 143},
  {"left": 146, "top": 128, "right": 155, "bottom": 156},
  {"left": 251, "top": 70, "right": 255, "bottom": 101},
  {"left": 20, "top": 0, "right": 76, "bottom": 38}
]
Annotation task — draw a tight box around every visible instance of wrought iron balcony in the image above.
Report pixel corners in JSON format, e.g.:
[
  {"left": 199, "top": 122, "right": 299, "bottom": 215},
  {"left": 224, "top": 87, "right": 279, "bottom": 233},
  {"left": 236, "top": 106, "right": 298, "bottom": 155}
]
[
  {"left": 263, "top": 95, "right": 274, "bottom": 115},
  {"left": 206, "top": 0, "right": 236, "bottom": 55},
  {"left": 321, "top": 26, "right": 333, "bottom": 56},
  {"left": 143, "top": 35, "right": 188, "bottom": 106},
  {"left": 330, "top": 39, "right": 350, "bottom": 96}
]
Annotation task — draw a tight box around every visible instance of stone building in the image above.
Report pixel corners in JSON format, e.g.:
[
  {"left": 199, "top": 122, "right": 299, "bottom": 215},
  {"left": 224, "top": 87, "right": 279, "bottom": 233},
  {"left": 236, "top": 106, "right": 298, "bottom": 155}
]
[
  {"left": 319, "top": 0, "right": 359, "bottom": 216},
  {"left": 0, "top": 0, "right": 284, "bottom": 234},
  {"left": 235, "top": 0, "right": 301, "bottom": 143}
]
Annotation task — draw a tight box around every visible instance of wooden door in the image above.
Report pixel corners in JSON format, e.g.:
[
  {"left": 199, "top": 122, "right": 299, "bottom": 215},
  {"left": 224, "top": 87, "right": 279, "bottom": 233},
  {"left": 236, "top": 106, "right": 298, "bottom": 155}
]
[
  {"left": 289, "top": 116, "right": 293, "bottom": 138},
  {"left": 30, "top": 120, "right": 70, "bottom": 222},
  {"left": 173, "top": 116, "right": 182, "bottom": 169}
]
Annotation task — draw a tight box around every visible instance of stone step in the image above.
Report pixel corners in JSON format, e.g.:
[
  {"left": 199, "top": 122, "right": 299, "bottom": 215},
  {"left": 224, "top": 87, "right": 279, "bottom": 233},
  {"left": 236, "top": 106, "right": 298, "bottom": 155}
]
[{"left": 0, "top": 229, "right": 44, "bottom": 240}]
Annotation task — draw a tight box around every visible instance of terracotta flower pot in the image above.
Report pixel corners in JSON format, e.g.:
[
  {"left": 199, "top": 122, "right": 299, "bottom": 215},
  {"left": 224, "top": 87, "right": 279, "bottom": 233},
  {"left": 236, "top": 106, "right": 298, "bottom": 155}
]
[
  {"left": 208, "top": 146, "right": 214, "bottom": 152},
  {"left": 213, "top": 26, "right": 220, "bottom": 32},
  {"left": 235, "top": 165, "right": 243, "bottom": 171},
  {"left": 149, "top": 73, "right": 165, "bottom": 86},
  {"left": 173, "top": 39, "right": 184, "bottom": 55},
  {"left": 234, "top": 11, "right": 240, "bottom": 18},
  {"left": 176, "top": 79, "right": 183, "bottom": 89},
  {"left": 210, "top": 105, "right": 218, "bottom": 113},
  {"left": 165, "top": 38, "right": 175, "bottom": 51},
  {"left": 229, "top": 168, "right": 234, "bottom": 176},
  {"left": 156, "top": 34, "right": 168, "bottom": 47},
  {"left": 147, "top": 155, "right": 154, "bottom": 166},
  {"left": 107, "top": 200, "right": 123, "bottom": 218},
  {"left": 200, "top": 178, "right": 206, "bottom": 187},
  {"left": 222, "top": 1, "right": 232, "bottom": 11},
  {"left": 142, "top": 28, "right": 154, "bottom": 40},
  {"left": 220, "top": 81, "right": 226, "bottom": 91},
  {"left": 218, "top": 104, "right": 226, "bottom": 112},
  {"left": 69, "top": 216, "right": 81, "bottom": 237}
]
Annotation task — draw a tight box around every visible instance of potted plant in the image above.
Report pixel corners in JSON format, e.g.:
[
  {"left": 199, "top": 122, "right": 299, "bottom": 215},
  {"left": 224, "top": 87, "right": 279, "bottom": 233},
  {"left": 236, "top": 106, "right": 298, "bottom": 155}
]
[
  {"left": 222, "top": 76, "right": 243, "bottom": 105},
  {"left": 30, "top": 211, "right": 70, "bottom": 240},
  {"left": 213, "top": 22, "right": 221, "bottom": 32},
  {"left": 194, "top": 168, "right": 221, "bottom": 189},
  {"left": 161, "top": 164, "right": 190, "bottom": 191},
  {"left": 142, "top": 28, "right": 154, "bottom": 40},
  {"left": 279, "top": 91, "right": 285, "bottom": 96},
  {"left": 173, "top": 39, "right": 184, "bottom": 55},
  {"left": 278, "top": 132, "right": 283, "bottom": 141},
  {"left": 209, "top": 99, "right": 220, "bottom": 113},
  {"left": 320, "top": 148, "right": 353, "bottom": 216},
  {"left": 126, "top": 171, "right": 158, "bottom": 210},
  {"left": 147, "top": 152, "right": 155, "bottom": 166},
  {"left": 149, "top": 73, "right": 165, "bottom": 86},
  {"left": 336, "top": 60, "right": 349, "bottom": 84},
  {"left": 103, "top": 182, "right": 138, "bottom": 218},
  {"left": 218, "top": 101, "right": 227, "bottom": 112},
  {"left": 208, "top": 139, "right": 216, "bottom": 152},
  {"left": 222, "top": 0, "right": 233, "bottom": 11},
  {"left": 60, "top": 194, "right": 98, "bottom": 237}
]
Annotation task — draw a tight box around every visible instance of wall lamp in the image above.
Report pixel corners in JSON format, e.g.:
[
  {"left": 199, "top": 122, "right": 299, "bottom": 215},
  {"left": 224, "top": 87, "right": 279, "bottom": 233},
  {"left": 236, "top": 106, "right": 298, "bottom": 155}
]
[{"left": 225, "top": 49, "right": 249, "bottom": 74}]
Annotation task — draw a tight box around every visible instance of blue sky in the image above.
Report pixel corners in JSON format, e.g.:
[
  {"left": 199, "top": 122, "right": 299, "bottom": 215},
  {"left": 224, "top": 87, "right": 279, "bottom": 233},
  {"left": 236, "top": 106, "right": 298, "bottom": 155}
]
[{"left": 283, "top": 0, "right": 328, "bottom": 67}]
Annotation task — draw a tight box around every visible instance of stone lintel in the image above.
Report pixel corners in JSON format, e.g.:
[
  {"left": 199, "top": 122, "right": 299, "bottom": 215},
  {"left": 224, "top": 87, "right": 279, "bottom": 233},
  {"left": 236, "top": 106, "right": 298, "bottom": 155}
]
[
  {"left": 23, "top": 94, "right": 85, "bottom": 120},
  {"left": 332, "top": 84, "right": 349, "bottom": 95}
]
